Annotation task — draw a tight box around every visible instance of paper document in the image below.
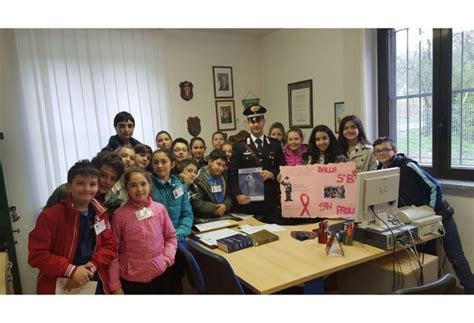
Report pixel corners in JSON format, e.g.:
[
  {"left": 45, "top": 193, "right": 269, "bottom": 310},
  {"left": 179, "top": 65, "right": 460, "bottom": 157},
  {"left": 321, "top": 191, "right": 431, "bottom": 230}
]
[
  {"left": 55, "top": 277, "right": 97, "bottom": 295},
  {"left": 239, "top": 224, "right": 286, "bottom": 235},
  {"left": 194, "top": 228, "right": 240, "bottom": 247},
  {"left": 193, "top": 220, "right": 234, "bottom": 232}
]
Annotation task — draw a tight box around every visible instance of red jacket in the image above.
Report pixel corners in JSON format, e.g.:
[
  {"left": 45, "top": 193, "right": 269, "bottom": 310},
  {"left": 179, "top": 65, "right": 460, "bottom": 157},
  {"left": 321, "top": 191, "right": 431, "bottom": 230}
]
[{"left": 28, "top": 195, "right": 117, "bottom": 294}]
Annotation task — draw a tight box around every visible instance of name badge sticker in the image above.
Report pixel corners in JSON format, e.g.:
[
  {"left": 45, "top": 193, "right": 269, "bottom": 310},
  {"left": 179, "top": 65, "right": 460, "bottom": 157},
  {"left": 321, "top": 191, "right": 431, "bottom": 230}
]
[
  {"left": 173, "top": 187, "right": 184, "bottom": 199},
  {"left": 211, "top": 185, "right": 222, "bottom": 193},
  {"left": 94, "top": 220, "right": 106, "bottom": 235},
  {"left": 135, "top": 207, "right": 153, "bottom": 221}
]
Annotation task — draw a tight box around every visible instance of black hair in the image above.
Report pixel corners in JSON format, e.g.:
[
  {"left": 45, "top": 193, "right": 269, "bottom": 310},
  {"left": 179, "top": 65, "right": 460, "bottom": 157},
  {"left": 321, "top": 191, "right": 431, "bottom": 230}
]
[
  {"left": 123, "top": 167, "right": 151, "bottom": 189},
  {"left": 337, "top": 115, "right": 371, "bottom": 154},
  {"left": 307, "top": 125, "right": 344, "bottom": 164},
  {"left": 373, "top": 137, "right": 397, "bottom": 151},
  {"left": 152, "top": 148, "right": 175, "bottom": 163},
  {"left": 176, "top": 158, "right": 199, "bottom": 173},
  {"left": 190, "top": 137, "right": 206, "bottom": 148},
  {"left": 171, "top": 137, "right": 190, "bottom": 151},
  {"left": 91, "top": 151, "right": 125, "bottom": 179},
  {"left": 134, "top": 144, "right": 153, "bottom": 156},
  {"left": 211, "top": 131, "right": 227, "bottom": 142},
  {"left": 268, "top": 122, "right": 287, "bottom": 144},
  {"left": 113, "top": 111, "right": 135, "bottom": 128},
  {"left": 208, "top": 149, "right": 228, "bottom": 163},
  {"left": 67, "top": 159, "right": 100, "bottom": 183},
  {"left": 156, "top": 130, "right": 172, "bottom": 143}
]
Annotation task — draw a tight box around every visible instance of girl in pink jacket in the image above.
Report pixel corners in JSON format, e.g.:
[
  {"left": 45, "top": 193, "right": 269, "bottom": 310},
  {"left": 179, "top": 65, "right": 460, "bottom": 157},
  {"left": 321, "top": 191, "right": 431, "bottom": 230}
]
[
  {"left": 108, "top": 168, "right": 177, "bottom": 294},
  {"left": 283, "top": 128, "right": 308, "bottom": 166}
]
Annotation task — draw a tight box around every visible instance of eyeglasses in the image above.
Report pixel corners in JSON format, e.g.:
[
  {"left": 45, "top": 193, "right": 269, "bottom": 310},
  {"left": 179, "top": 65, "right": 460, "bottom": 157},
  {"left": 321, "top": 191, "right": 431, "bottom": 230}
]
[{"left": 374, "top": 148, "right": 393, "bottom": 155}]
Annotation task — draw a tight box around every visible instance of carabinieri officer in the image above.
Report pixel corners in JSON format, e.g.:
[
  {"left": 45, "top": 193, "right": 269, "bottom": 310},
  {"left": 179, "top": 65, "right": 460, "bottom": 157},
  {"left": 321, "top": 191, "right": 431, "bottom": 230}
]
[{"left": 228, "top": 104, "right": 286, "bottom": 224}]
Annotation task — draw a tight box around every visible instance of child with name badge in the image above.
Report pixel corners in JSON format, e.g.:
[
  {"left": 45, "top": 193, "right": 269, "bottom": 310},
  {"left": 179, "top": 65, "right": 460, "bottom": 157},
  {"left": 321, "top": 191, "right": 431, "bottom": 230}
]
[
  {"left": 190, "top": 137, "right": 208, "bottom": 169},
  {"left": 108, "top": 168, "right": 177, "bottom": 294},
  {"left": 150, "top": 149, "right": 194, "bottom": 242},
  {"left": 191, "top": 149, "right": 232, "bottom": 220},
  {"left": 28, "top": 160, "right": 117, "bottom": 294}
]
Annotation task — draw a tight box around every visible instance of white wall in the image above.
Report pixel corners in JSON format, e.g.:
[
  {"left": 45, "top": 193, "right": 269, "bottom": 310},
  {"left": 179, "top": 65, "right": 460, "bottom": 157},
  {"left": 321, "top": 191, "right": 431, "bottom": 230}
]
[
  {"left": 260, "top": 29, "right": 376, "bottom": 141},
  {"left": 443, "top": 189, "right": 474, "bottom": 275},
  {"left": 161, "top": 30, "right": 260, "bottom": 146}
]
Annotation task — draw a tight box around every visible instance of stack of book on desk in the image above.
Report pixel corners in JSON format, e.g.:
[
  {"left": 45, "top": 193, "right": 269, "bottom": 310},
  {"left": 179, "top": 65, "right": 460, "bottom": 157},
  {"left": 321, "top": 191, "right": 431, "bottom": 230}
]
[
  {"left": 217, "top": 234, "right": 253, "bottom": 253},
  {"left": 216, "top": 229, "right": 279, "bottom": 253},
  {"left": 248, "top": 229, "right": 279, "bottom": 246}
]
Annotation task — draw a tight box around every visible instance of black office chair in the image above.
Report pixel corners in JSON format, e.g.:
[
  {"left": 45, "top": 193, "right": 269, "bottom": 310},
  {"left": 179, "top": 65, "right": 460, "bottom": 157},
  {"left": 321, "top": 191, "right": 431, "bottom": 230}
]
[
  {"left": 187, "top": 240, "right": 245, "bottom": 294},
  {"left": 394, "top": 273, "right": 457, "bottom": 294},
  {"left": 177, "top": 243, "right": 206, "bottom": 294}
]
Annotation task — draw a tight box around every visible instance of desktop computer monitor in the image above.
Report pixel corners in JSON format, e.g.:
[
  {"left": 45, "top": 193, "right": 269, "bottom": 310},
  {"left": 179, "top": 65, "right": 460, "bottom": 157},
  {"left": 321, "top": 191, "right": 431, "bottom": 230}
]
[{"left": 354, "top": 168, "right": 400, "bottom": 230}]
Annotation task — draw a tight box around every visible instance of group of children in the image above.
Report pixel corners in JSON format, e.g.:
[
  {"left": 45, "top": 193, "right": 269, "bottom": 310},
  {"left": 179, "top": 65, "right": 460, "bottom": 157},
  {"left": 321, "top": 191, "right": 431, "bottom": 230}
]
[
  {"left": 28, "top": 111, "right": 474, "bottom": 294},
  {"left": 268, "top": 115, "right": 375, "bottom": 171}
]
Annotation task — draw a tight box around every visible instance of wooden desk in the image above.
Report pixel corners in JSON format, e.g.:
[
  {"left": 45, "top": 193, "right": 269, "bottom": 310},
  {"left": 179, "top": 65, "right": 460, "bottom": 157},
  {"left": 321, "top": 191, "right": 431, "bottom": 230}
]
[{"left": 207, "top": 218, "right": 437, "bottom": 294}]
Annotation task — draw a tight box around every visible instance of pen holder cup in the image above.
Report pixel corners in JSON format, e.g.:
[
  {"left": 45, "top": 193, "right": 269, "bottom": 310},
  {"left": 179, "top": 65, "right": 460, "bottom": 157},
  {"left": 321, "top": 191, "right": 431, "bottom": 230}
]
[
  {"left": 342, "top": 230, "right": 354, "bottom": 246},
  {"left": 318, "top": 230, "right": 328, "bottom": 244}
]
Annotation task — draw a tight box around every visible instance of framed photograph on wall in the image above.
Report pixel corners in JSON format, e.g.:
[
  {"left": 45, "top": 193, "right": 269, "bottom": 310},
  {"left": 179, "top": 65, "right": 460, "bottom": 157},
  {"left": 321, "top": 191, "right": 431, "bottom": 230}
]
[
  {"left": 288, "top": 79, "right": 313, "bottom": 128},
  {"left": 213, "top": 66, "right": 234, "bottom": 98},
  {"left": 334, "top": 102, "right": 345, "bottom": 133},
  {"left": 215, "top": 100, "right": 236, "bottom": 131}
]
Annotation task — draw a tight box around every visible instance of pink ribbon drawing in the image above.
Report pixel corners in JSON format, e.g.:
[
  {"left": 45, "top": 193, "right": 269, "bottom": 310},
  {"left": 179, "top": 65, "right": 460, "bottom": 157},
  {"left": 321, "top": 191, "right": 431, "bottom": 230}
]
[{"left": 299, "top": 193, "right": 311, "bottom": 216}]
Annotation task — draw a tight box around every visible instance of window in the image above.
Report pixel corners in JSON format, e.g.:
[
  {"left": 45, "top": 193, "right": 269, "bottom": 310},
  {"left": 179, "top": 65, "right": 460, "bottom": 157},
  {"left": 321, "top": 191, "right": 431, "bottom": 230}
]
[{"left": 378, "top": 28, "right": 474, "bottom": 181}]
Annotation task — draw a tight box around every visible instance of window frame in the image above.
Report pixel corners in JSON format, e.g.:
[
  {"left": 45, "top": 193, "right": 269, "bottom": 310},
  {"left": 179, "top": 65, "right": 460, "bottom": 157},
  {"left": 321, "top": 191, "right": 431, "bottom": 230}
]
[{"left": 377, "top": 28, "right": 474, "bottom": 181}]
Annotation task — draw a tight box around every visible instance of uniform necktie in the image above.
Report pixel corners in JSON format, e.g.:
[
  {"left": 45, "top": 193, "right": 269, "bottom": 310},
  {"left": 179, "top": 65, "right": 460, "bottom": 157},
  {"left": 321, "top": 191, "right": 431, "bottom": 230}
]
[{"left": 255, "top": 138, "right": 263, "bottom": 152}]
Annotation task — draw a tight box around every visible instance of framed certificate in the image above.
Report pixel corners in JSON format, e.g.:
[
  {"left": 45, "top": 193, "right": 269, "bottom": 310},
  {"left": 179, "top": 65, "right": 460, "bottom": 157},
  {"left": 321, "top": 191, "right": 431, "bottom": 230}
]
[
  {"left": 334, "top": 102, "right": 345, "bottom": 133},
  {"left": 288, "top": 79, "right": 313, "bottom": 128}
]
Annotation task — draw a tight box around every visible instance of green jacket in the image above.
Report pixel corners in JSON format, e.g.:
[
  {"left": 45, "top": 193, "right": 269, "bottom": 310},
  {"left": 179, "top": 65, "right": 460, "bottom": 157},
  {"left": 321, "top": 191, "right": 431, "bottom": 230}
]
[{"left": 190, "top": 166, "right": 232, "bottom": 220}]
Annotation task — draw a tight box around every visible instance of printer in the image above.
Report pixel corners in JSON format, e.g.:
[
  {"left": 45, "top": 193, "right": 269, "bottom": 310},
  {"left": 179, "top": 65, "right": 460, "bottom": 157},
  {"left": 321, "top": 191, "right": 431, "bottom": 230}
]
[{"left": 397, "top": 205, "right": 443, "bottom": 236}]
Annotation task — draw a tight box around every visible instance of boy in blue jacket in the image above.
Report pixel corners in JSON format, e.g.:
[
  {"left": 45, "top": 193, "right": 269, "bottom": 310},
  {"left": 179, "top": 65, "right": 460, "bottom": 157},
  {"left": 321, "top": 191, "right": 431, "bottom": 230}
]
[{"left": 373, "top": 137, "right": 474, "bottom": 294}]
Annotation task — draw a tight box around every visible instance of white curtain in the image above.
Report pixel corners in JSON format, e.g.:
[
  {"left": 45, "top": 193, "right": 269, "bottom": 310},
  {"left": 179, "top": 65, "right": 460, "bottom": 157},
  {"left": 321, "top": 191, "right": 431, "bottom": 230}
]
[{"left": 13, "top": 29, "right": 171, "bottom": 196}]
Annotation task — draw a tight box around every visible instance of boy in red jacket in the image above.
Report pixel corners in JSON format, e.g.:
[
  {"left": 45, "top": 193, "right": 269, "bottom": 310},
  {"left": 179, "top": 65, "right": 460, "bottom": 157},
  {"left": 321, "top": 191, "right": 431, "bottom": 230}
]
[{"left": 28, "top": 160, "right": 117, "bottom": 294}]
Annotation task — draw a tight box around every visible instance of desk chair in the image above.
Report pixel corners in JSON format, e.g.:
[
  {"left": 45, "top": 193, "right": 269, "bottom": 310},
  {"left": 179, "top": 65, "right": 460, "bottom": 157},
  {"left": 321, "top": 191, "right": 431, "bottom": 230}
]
[
  {"left": 394, "top": 273, "right": 457, "bottom": 294},
  {"left": 177, "top": 243, "right": 206, "bottom": 294},
  {"left": 187, "top": 240, "right": 245, "bottom": 294}
]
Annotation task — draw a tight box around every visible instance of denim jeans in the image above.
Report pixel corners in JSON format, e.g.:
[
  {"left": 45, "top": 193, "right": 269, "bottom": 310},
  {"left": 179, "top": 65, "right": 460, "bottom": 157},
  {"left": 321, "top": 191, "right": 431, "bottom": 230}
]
[{"left": 422, "top": 216, "right": 474, "bottom": 294}]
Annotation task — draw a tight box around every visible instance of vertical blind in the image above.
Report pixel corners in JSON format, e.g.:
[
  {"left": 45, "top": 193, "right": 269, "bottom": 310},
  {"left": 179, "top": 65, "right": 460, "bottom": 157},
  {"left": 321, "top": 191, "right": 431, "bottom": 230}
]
[{"left": 14, "top": 29, "right": 170, "bottom": 195}]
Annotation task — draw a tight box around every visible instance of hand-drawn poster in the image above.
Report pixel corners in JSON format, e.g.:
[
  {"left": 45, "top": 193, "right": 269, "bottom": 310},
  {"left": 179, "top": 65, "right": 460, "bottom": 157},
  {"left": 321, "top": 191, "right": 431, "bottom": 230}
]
[
  {"left": 238, "top": 167, "right": 264, "bottom": 201},
  {"left": 279, "top": 163, "right": 356, "bottom": 219}
]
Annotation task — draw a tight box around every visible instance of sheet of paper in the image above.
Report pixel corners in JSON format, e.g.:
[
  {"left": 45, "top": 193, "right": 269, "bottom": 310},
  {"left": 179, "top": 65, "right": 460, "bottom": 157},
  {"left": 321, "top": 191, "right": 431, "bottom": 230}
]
[
  {"left": 55, "top": 277, "right": 98, "bottom": 295},
  {"left": 239, "top": 224, "right": 286, "bottom": 235},
  {"left": 194, "top": 228, "right": 240, "bottom": 247},
  {"left": 194, "top": 220, "right": 233, "bottom": 232}
]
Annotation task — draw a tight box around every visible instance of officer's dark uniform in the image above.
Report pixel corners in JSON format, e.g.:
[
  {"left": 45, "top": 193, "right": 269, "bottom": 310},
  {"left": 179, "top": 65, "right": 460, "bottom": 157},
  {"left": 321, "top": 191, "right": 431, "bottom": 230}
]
[{"left": 228, "top": 105, "right": 286, "bottom": 224}]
